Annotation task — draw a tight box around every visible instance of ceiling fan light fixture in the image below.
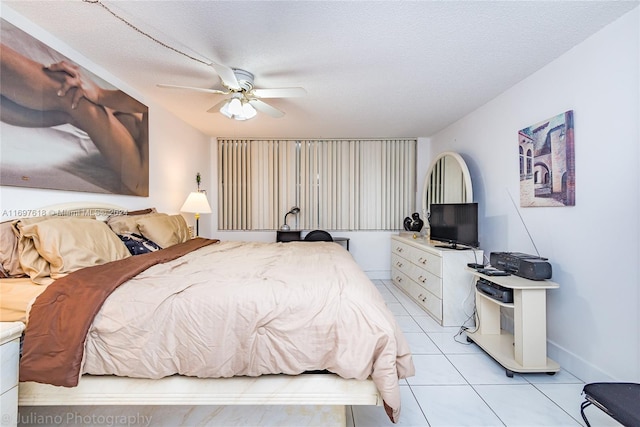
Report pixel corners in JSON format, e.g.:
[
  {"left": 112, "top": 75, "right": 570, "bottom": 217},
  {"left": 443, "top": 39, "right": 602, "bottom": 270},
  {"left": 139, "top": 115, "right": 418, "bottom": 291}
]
[
  {"left": 228, "top": 98, "right": 243, "bottom": 116},
  {"left": 219, "top": 96, "right": 257, "bottom": 121},
  {"left": 219, "top": 100, "right": 233, "bottom": 118},
  {"left": 242, "top": 101, "right": 257, "bottom": 119}
]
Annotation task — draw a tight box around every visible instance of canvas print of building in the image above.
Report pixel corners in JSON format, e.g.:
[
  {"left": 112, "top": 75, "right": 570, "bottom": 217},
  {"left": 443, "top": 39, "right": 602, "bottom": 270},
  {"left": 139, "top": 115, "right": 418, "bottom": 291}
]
[
  {"left": 0, "top": 19, "right": 149, "bottom": 196},
  {"left": 519, "top": 110, "right": 575, "bottom": 207}
]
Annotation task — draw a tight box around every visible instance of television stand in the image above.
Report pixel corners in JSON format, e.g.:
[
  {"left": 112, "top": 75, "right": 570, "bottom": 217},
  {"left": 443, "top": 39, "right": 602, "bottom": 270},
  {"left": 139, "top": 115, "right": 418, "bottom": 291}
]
[{"left": 466, "top": 268, "right": 560, "bottom": 377}]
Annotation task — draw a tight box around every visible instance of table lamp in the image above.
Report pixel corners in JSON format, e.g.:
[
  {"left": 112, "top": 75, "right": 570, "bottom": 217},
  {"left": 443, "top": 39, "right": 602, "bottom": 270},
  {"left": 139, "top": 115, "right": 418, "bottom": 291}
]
[
  {"left": 280, "top": 206, "right": 300, "bottom": 231},
  {"left": 181, "top": 186, "right": 212, "bottom": 237}
]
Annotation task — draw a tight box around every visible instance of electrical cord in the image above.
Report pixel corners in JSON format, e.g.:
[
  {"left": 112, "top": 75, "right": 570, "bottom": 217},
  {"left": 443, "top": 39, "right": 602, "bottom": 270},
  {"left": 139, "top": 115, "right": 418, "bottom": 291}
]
[
  {"left": 82, "top": 0, "right": 211, "bottom": 66},
  {"left": 455, "top": 306, "right": 480, "bottom": 344}
]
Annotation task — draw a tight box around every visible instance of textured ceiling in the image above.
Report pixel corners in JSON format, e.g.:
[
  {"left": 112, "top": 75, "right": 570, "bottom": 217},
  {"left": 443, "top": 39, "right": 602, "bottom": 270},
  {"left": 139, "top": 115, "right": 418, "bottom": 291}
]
[{"left": 2, "top": 0, "right": 638, "bottom": 139}]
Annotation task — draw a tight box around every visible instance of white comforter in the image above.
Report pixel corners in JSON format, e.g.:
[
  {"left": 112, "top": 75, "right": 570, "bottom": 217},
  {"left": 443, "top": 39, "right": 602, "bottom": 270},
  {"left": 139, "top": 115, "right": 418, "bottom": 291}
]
[{"left": 82, "top": 241, "right": 414, "bottom": 421}]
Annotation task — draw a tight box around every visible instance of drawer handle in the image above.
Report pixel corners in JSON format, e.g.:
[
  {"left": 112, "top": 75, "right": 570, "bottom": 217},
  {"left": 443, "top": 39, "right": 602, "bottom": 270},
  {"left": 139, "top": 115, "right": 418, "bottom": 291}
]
[
  {"left": 396, "top": 261, "right": 403, "bottom": 268},
  {"left": 419, "top": 257, "right": 427, "bottom": 265},
  {"left": 396, "top": 247, "right": 403, "bottom": 253},
  {"left": 419, "top": 275, "right": 426, "bottom": 284},
  {"left": 395, "top": 276, "right": 402, "bottom": 283},
  {"left": 417, "top": 293, "right": 427, "bottom": 303}
]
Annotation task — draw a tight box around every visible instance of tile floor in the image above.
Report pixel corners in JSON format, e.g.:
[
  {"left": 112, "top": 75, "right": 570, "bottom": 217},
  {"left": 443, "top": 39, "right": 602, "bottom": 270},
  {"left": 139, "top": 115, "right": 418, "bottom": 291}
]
[{"left": 346, "top": 279, "right": 622, "bottom": 427}]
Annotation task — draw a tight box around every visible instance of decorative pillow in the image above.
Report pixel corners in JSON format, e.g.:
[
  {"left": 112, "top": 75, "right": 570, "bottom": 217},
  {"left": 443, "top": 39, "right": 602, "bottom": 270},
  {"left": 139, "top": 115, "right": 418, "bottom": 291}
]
[
  {"left": 0, "top": 220, "right": 25, "bottom": 278},
  {"left": 136, "top": 214, "right": 191, "bottom": 248},
  {"left": 14, "top": 217, "right": 57, "bottom": 285},
  {"left": 118, "top": 233, "right": 162, "bottom": 255},
  {"left": 107, "top": 212, "right": 167, "bottom": 235},
  {"left": 21, "top": 217, "right": 131, "bottom": 280}
]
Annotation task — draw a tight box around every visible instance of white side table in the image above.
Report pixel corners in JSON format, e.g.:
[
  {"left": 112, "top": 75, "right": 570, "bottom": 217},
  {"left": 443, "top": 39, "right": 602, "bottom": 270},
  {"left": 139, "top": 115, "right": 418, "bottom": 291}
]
[
  {"left": 1, "top": 322, "right": 25, "bottom": 427},
  {"left": 466, "top": 270, "right": 560, "bottom": 377}
]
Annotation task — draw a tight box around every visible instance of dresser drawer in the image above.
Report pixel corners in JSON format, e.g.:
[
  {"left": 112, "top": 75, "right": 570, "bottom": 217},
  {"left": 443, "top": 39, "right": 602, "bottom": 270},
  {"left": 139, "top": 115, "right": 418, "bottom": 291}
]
[
  {"left": 407, "top": 267, "right": 442, "bottom": 299},
  {"left": 392, "top": 239, "right": 442, "bottom": 277},
  {"left": 391, "top": 253, "right": 413, "bottom": 276},
  {"left": 0, "top": 337, "right": 20, "bottom": 395},
  {"left": 406, "top": 247, "right": 441, "bottom": 277},
  {"left": 414, "top": 288, "right": 442, "bottom": 321},
  {"left": 391, "top": 240, "right": 412, "bottom": 258},
  {"left": 391, "top": 268, "right": 442, "bottom": 322}
]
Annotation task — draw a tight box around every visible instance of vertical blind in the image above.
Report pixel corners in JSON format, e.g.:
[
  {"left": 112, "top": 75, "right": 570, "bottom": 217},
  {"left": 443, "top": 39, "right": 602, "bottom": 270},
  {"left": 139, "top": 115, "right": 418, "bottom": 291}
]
[{"left": 218, "top": 139, "right": 416, "bottom": 231}]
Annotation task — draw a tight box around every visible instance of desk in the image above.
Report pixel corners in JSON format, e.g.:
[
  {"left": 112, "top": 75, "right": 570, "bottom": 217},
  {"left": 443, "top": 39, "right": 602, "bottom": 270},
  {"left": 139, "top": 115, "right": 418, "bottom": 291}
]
[
  {"left": 333, "top": 237, "right": 350, "bottom": 251},
  {"left": 466, "top": 269, "right": 560, "bottom": 377},
  {"left": 276, "top": 230, "right": 301, "bottom": 242},
  {"left": 277, "top": 232, "right": 349, "bottom": 251}
]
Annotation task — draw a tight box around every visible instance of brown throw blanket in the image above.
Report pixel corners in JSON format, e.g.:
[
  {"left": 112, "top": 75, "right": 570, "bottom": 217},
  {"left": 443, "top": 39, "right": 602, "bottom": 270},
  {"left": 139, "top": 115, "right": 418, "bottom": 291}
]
[{"left": 19, "top": 237, "right": 217, "bottom": 387}]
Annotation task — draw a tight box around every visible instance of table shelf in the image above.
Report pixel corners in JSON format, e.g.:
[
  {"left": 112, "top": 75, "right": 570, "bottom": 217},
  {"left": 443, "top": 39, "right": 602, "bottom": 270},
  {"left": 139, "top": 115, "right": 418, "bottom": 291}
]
[{"left": 467, "top": 269, "right": 560, "bottom": 377}]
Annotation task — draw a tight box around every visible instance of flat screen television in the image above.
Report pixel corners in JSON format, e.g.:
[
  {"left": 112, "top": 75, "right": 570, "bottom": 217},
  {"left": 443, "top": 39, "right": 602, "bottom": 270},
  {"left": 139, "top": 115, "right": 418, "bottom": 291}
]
[{"left": 428, "top": 203, "right": 479, "bottom": 249}]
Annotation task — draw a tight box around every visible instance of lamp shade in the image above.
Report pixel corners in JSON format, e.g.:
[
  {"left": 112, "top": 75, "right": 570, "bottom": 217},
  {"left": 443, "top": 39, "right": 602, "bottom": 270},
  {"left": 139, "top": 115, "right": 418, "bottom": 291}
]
[
  {"left": 180, "top": 192, "right": 212, "bottom": 214},
  {"left": 219, "top": 95, "right": 257, "bottom": 121}
]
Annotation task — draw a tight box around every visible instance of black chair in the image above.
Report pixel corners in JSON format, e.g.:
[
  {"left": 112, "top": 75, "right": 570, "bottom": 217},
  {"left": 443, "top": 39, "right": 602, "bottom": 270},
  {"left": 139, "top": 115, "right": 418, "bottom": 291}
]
[
  {"left": 304, "top": 230, "right": 333, "bottom": 242},
  {"left": 580, "top": 382, "right": 640, "bottom": 427}
]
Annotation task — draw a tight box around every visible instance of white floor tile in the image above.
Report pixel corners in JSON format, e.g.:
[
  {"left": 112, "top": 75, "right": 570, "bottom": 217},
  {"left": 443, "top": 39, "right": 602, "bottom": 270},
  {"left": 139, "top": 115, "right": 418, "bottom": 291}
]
[
  {"left": 428, "top": 331, "right": 484, "bottom": 355},
  {"left": 412, "top": 315, "right": 459, "bottom": 334},
  {"left": 403, "top": 332, "right": 442, "bottom": 355},
  {"left": 400, "top": 300, "right": 431, "bottom": 317},
  {"left": 394, "top": 315, "right": 423, "bottom": 333},
  {"left": 407, "top": 354, "right": 467, "bottom": 386},
  {"left": 411, "top": 314, "right": 445, "bottom": 332},
  {"left": 447, "top": 353, "right": 529, "bottom": 385},
  {"left": 378, "top": 288, "right": 400, "bottom": 304},
  {"left": 524, "top": 369, "right": 583, "bottom": 384},
  {"left": 351, "top": 386, "right": 428, "bottom": 427},
  {"left": 386, "top": 301, "right": 409, "bottom": 316},
  {"left": 474, "top": 384, "right": 581, "bottom": 426},
  {"left": 412, "top": 385, "right": 504, "bottom": 426}
]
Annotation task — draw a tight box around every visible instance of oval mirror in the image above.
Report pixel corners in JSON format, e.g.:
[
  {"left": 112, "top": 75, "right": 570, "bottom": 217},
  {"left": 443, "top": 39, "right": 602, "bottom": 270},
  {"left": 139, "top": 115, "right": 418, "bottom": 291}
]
[{"left": 421, "top": 151, "right": 473, "bottom": 218}]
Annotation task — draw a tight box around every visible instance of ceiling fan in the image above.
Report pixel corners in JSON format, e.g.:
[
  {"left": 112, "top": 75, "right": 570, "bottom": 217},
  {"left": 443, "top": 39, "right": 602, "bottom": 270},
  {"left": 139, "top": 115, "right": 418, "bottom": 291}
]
[{"left": 158, "top": 63, "right": 306, "bottom": 120}]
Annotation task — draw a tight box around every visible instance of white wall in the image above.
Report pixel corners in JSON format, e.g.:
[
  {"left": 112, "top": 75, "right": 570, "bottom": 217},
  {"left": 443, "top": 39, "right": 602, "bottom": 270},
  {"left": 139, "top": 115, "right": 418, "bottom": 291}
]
[
  {"left": 428, "top": 8, "right": 639, "bottom": 383},
  {"left": 0, "top": 7, "right": 213, "bottom": 237}
]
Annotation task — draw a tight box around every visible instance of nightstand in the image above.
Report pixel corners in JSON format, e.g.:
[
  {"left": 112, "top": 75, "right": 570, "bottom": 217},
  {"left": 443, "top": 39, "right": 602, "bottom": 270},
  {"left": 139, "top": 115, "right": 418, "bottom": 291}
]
[{"left": 1, "top": 322, "right": 25, "bottom": 427}]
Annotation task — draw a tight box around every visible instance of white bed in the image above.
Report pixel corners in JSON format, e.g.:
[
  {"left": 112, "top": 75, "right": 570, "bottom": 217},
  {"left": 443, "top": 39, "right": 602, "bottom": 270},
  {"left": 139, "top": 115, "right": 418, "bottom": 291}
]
[{"left": 2, "top": 203, "right": 413, "bottom": 426}]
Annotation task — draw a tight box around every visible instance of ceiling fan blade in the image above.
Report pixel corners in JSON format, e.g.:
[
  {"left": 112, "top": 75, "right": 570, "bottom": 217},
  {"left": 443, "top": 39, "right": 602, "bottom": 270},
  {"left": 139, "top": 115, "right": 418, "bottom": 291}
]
[
  {"left": 207, "top": 98, "right": 231, "bottom": 113},
  {"left": 252, "top": 87, "right": 307, "bottom": 98},
  {"left": 157, "top": 84, "right": 228, "bottom": 95},
  {"left": 249, "top": 99, "right": 285, "bottom": 118},
  {"left": 210, "top": 62, "right": 240, "bottom": 90}
]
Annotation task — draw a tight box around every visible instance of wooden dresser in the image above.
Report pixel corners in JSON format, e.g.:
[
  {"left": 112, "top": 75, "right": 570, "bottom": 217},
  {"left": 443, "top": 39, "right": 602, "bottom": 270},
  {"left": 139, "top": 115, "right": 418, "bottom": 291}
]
[{"left": 390, "top": 234, "right": 483, "bottom": 326}]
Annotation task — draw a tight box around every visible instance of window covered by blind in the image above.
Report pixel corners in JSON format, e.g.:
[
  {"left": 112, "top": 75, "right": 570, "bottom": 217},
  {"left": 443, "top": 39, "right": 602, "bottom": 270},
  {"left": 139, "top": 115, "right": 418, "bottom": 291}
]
[{"left": 218, "top": 139, "right": 416, "bottom": 231}]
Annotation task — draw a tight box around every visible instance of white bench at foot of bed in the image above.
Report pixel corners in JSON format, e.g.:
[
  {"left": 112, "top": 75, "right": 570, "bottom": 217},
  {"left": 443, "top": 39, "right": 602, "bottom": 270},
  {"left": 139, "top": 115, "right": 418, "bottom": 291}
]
[{"left": 19, "top": 374, "right": 381, "bottom": 427}]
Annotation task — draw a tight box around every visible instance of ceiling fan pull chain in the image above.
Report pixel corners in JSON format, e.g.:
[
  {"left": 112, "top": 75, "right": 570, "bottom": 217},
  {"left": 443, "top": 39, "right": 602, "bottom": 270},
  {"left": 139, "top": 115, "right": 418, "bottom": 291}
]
[{"left": 81, "top": 0, "right": 210, "bottom": 67}]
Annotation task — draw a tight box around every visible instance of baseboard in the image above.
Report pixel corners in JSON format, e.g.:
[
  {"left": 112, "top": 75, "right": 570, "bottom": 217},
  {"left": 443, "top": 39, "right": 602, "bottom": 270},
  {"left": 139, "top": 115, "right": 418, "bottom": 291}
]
[
  {"left": 546, "top": 340, "right": 618, "bottom": 383},
  {"left": 365, "top": 270, "right": 391, "bottom": 280}
]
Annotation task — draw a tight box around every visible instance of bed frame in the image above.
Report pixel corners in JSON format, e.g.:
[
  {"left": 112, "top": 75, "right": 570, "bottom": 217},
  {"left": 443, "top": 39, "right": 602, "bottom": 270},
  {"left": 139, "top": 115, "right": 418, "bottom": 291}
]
[
  {"left": 16, "top": 203, "right": 382, "bottom": 426},
  {"left": 19, "top": 375, "right": 381, "bottom": 426}
]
